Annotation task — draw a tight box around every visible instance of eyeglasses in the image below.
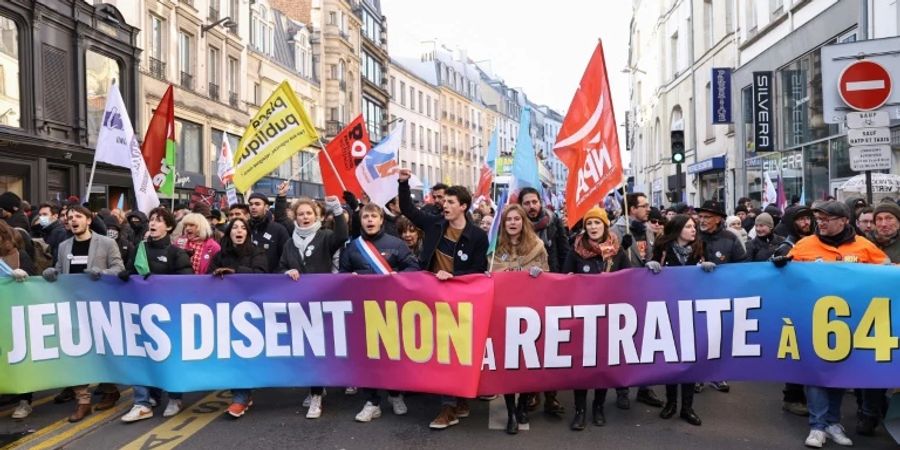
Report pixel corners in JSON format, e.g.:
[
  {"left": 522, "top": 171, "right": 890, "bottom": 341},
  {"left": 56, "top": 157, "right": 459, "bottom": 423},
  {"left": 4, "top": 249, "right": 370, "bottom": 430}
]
[
  {"left": 649, "top": 219, "right": 662, "bottom": 225},
  {"left": 635, "top": 203, "right": 650, "bottom": 209},
  {"left": 814, "top": 215, "right": 844, "bottom": 224}
]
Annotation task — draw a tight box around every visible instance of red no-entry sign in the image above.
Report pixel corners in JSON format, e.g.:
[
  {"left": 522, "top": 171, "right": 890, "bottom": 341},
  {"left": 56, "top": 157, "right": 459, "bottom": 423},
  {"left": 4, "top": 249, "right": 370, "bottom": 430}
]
[{"left": 838, "top": 60, "right": 893, "bottom": 111}]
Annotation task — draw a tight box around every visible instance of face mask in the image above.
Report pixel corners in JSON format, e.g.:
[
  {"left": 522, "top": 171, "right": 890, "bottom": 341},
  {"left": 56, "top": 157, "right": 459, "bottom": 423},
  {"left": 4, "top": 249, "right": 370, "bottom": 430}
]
[
  {"left": 39, "top": 216, "right": 51, "bottom": 227},
  {"left": 107, "top": 230, "right": 119, "bottom": 240}
]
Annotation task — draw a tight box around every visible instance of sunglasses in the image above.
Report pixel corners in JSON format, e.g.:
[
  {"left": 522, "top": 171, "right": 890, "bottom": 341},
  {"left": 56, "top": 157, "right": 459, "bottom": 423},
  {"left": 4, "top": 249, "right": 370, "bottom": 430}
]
[{"left": 649, "top": 219, "right": 663, "bottom": 225}]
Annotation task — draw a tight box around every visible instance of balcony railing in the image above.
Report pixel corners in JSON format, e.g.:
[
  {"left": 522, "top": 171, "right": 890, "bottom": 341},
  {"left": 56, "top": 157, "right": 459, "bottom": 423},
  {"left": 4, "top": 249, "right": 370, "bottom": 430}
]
[
  {"left": 229, "top": 91, "right": 238, "bottom": 107},
  {"left": 149, "top": 57, "right": 165, "bottom": 80},
  {"left": 180, "top": 71, "right": 194, "bottom": 91},
  {"left": 209, "top": 6, "right": 219, "bottom": 21},
  {"left": 327, "top": 120, "right": 345, "bottom": 136},
  {"left": 208, "top": 82, "right": 219, "bottom": 100}
]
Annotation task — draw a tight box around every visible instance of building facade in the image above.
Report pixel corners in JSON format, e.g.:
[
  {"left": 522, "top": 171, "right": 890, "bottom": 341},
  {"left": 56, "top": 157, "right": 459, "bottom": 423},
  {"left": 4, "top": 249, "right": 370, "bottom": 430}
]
[
  {"left": 0, "top": 0, "right": 140, "bottom": 208},
  {"left": 357, "top": 0, "right": 389, "bottom": 143},
  {"left": 388, "top": 58, "right": 441, "bottom": 192},
  {"left": 312, "top": 0, "right": 361, "bottom": 143}
]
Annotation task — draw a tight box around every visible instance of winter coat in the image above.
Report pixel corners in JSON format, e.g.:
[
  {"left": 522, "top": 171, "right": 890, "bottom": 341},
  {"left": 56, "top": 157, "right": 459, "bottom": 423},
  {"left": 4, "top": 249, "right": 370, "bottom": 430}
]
[
  {"left": 561, "top": 240, "right": 630, "bottom": 274},
  {"left": 610, "top": 215, "right": 654, "bottom": 267},
  {"left": 209, "top": 246, "right": 269, "bottom": 273},
  {"left": 278, "top": 213, "right": 348, "bottom": 274},
  {"left": 4, "top": 212, "right": 36, "bottom": 262},
  {"left": 55, "top": 233, "right": 125, "bottom": 274},
  {"left": 790, "top": 232, "right": 888, "bottom": 264},
  {"left": 747, "top": 233, "right": 785, "bottom": 262},
  {"left": 652, "top": 241, "right": 704, "bottom": 267},
  {"left": 398, "top": 180, "right": 488, "bottom": 275},
  {"left": 699, "top": 224, "right": 748, "bottom": 264},
  {"left": 491, "top": 239, "right": 550, "bottom": 273},
  {"left": 125, "top": 211, "right": 149, "bottom": 247},
  {"left": 139, "top": 235, "right": 193, "bottom": 275},
  {"left": 868, "top": 232, "right": 900, "bottom": 263},
  {"left": 33, "top": 220, "right": 67, "bottom": 264},
  {"left": 249, "top": 210, "right": 290, "bottom": 272},
  {"left": 339, "top": 231, "right": 419, "bottom": 274},
  {"left": 1, "top": 248, "right": 36, "bottom": 276},
  {"left": 528, "top": 208, "right": 569, "bottom": 273}
]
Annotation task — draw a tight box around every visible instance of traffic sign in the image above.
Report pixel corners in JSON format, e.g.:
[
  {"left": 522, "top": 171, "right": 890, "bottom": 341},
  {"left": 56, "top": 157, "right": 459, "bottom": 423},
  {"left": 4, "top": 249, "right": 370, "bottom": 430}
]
[
  {"left": 846, "top": 111, "right": 891, "bottom": 128},
  {"left": 847, "top": 127, "right": 891, "bottom": 146},
  {"left": 838, "top": 60, "right": 893, "bottom": 111},
  {"left": 849, "top": 145, "right": 893, "bottom": 171}
]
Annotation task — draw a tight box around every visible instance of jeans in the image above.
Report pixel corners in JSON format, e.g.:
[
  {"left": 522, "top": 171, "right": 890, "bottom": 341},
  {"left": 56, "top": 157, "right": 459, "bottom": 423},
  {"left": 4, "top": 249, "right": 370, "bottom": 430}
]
[
  {"left": 440, "top": 395, "right": 458, "bottom": 407},
  {"left": 74, "top": 383, "right": 117, "bottom": 405},
  {"left": 133, "top": 386, "right": 183, "bottom": 407},
  {"left": 232, "top": 389, "right": 252, "bottom": 405},
  {"left": 806, "top": 386, "right": 843, "bottom": 430}
]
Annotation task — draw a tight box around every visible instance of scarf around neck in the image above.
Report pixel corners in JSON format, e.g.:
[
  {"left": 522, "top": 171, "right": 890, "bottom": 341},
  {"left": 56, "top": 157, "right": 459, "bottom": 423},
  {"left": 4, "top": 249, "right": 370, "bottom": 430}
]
[
  {"left": 817, "top": 225, "right": 856, "bottom": 248},
  {"left": 574, "top": 232, "right": 620, "bottom": 261},
  {"left": 292, "top": 221, "right": 322, "bottom": 258}
]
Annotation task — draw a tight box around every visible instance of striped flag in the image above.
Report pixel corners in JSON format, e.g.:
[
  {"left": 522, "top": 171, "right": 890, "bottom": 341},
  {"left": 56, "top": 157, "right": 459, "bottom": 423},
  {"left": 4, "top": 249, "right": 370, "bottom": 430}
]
[{"left": 487, "top": 190, "right": 509, "bottom": 255}]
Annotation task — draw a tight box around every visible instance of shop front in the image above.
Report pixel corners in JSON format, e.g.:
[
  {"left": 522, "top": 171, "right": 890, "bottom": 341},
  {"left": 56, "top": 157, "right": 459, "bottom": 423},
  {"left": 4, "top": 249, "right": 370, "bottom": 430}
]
[{"left": 688, "top": 156, "right": 726, "bottom": 204}]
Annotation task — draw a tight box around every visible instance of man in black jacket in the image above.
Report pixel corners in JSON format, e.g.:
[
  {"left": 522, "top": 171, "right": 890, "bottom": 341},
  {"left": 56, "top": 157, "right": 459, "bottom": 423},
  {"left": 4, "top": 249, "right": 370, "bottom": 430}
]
[
  {"left": 420, "top": 182, "right": 448, "bottom": 217},
  {"left": 247, "top": 192, "right": 289, "bottom": 273},
  {"left": 397, "top": 168, "right": 487, "bottom": 430},
  {"left": 34, "top": 203, "right": 68, "bottom": 263},
  {"left": 746, "top": 213, "right": 784, "bottom": 262}
]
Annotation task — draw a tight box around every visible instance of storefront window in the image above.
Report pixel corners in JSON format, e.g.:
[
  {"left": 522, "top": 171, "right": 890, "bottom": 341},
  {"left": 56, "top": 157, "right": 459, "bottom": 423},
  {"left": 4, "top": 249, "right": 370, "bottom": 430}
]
[
  {"left": 175, "top": 118, "right": 202, "bottom": 174},
  {"left": 0, "top": 16, "right": 20, "bottom": 128},
  {"left": 778, "top": 45, "right": 839, "bottom": 150},
  {"left": 741, "top": 86, "right": 753, "bottom": 154},
  {"left": 86, "top": 50, "right": 121, "bottom": 146},
  {"left": 802, "top": 142, "right": 830, "bottom": 202},
  {"left": 829, "top": 138, "right": 855, "bottom": 181}
]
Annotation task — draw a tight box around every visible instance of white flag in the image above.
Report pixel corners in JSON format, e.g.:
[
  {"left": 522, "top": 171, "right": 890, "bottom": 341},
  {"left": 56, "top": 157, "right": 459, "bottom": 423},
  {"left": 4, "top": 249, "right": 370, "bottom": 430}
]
[
  {"left": 94, "top": 82, "right": 159, "bottom": 213},
  {"left": 217, "top": 133, "right": 239, "bottom": 206},
  {"left": 355, "top": 123, "right": 404, "bottom": 207},
  {"left": 762, "top": 170, "right": 777, "bottom": 209}
]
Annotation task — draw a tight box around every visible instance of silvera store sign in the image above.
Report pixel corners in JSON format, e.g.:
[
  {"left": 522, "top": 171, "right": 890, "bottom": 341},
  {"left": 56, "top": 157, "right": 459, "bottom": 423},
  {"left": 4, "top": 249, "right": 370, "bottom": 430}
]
[{"left": 752, "top": 71, "right": 773, "bottom": 151}]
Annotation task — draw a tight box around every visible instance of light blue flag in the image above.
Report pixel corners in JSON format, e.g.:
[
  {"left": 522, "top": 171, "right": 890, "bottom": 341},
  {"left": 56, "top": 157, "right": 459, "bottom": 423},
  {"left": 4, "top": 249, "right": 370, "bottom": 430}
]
[
  {"left": 486, "top": 128, "right": 499, "bottom": 172},
  {"left": 487, "top": 190, "right": 509, "bottom": 255},
  {"left": 511, "top": 105, "right": 541, "bottom": 194}
]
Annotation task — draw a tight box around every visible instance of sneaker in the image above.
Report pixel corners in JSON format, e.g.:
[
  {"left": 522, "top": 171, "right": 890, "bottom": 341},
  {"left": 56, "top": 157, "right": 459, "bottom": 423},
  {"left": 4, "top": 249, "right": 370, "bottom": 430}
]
[
  {"left": 163, "top": 399, "right": 183, "bottom": 418},
  {"left": 11, "top": 401, "right": 32, "bottom": 420},
  {"left": 805, "top": 429, "right": 827, "bottom": 448},
  {"left": 227, "top": 400, "right": 252, "bottom": 418},
  {"left": 454, "top": 399, "right": 470, "bottom": 418},
  {"left": 345, "top": 387, "right": 358, "bottom": 395},
  {"left": 694, "top": 383, "right": 705, "bottom": 393},
  {"left": 783, "top": 401, "right": 809, "bottom": 416},
  {"left": 710, "top": 381, "right": 730, "bottom": 393},
  {"left": 355, "top": 401, "right": 382, "bottom": 422},
  {"left": 306, "top": 395, "right": 322, "bottom": 419},
  {"left": 303, "top": 389, "right": 326, "bottom": 407},
  {"left": 825, "top": 424, "right": 853, "bottom": 446},
  {"left": 388, "top": 395, "right": 408, "bottom": 415},
  {"left": 121, "top": 405, "right": 153, "bottom": 423},
  {"left": 429, "top": 405, "right": 459, "bottom": 429}
]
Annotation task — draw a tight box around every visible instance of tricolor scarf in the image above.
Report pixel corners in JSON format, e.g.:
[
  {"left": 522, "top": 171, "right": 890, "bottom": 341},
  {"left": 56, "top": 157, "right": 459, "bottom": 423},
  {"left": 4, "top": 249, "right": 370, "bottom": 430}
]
[{"left": 353, "top": 236, "right": 392, "bottom": 274}]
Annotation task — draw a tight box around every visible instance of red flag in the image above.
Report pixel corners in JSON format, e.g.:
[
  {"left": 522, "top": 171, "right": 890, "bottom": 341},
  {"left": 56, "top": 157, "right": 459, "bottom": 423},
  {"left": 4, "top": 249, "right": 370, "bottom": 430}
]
[
  {"left": 474, "top": 164, "right": 493, "bottom": 200},
  {"left": 554, "top": 41, "right": 624, "bottom": 224},
  {"left": 141, "top": 85, "right": 176, "bottom": 194},
  {"left": 319, "top": 115, "right": 371, "bottom": 197}
]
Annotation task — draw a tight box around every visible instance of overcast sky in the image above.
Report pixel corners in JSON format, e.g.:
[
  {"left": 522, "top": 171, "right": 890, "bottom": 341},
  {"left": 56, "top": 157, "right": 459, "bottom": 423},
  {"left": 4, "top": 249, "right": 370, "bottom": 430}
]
[{"left": 381, "top": 0, "right": 633, "bottom": 152}]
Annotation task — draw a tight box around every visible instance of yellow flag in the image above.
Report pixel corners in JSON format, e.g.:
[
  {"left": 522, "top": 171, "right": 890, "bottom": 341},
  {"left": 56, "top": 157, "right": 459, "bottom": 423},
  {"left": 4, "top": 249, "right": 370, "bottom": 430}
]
[{"left": 232, "top": 81, "right": 319, "bottom": 193}]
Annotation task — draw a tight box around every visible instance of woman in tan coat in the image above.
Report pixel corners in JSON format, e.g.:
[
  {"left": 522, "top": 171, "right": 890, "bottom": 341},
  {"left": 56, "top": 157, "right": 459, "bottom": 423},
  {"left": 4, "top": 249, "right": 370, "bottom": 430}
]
[{"left": 489, "top": 204, "right": 548, "bottom": 434}]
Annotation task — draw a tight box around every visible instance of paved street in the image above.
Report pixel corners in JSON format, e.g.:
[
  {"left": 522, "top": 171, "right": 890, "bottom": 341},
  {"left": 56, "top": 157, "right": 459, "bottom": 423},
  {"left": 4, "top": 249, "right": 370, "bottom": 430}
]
[{"left": 0, "top": 382, "right": 895, "bottom": 449}]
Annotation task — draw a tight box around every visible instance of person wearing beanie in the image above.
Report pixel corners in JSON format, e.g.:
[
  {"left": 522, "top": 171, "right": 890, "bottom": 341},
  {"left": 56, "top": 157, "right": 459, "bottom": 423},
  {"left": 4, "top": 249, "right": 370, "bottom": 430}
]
[
  {"left": 746, "top": 213, "right": 785, "bottom": 262},
  {"left": 563, "top": 205, "right": 630, "bottom": 431},
  {"left": 870, "top": 202, "right": 900, "bottom": 263}
]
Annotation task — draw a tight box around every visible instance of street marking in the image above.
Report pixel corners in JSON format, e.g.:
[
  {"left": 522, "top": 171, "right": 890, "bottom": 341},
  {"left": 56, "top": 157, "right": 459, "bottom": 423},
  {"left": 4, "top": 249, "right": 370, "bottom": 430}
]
[
  {"left": 30, "top": 399, "right": 133, "bottom": 450},
  {"left": 0, "top": 394, "right": 56, "bottom": 418},
  {"left": 846, "top": 80, "right": 886, "bottom": 91},
  {"left": 120, "top": 391, "right": 231, "bottom": 450},
  {"left": 0, "top": 388, "right": 133, "bottom": 450}
]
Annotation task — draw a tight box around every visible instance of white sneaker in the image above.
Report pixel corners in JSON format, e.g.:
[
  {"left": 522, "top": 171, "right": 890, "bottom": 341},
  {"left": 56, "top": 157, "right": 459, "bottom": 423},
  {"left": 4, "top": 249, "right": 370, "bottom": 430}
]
[
  {"left": 388, "top": 395, "right": 408, "bottom": 415},
  {"left": 11, "top": 400, "right": 32, "bottom": 420},
  {"left": 121, "top": 405, "right": 153, "bottom": 423},
  {"left": 825, "top": 424, "right": 853, "bottom": 446},
  {"left": 345, "top": 387, "right": 358, "bottom": 395},
  {"left": 148, "top": 397, "right": 158, "bottom": 408},
  {"left": 163, "top": 399, "right": 182, "bottom": 418},
  {"left": 805, "top": 429, "right": 827, "bottom": 448},
  {"left": 354, "top": 401, "right": 382, "bottom": 422},
  {"left": 302, "top": 389, "right": 326, "bottom": 407},
  {"left": 306, "top": 395, "right": 322, "bottom": 419}
]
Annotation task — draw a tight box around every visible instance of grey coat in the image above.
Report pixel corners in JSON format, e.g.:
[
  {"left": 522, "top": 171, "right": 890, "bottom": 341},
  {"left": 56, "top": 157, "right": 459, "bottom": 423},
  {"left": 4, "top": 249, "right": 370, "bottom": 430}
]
[
  {"left": 610, "top": 215, "right": 655, "bottom": 266},
  {"left": 55, "top": 233, "right": 125, "bottom": 274}
]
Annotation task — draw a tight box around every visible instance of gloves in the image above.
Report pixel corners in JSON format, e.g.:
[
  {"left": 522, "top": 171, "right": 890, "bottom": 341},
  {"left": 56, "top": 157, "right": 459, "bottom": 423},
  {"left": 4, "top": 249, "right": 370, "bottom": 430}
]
[
  {"left": 11, "top": 269, "right": 28, "bottom": 282},
  {"left": 42, "top": 267, "right": 59, "bottom": 282},
  {"left": 772, "top": 255, "right": 792, "bottom": 268},
  {"left": 700, "top": 261, "right": 716, "bottom": 272},
  {"left": 325, "top": 197, "right": 343, "bottom": 217},
  {"left": 528, "top": 266, "right": 543, "bottom": 278},
  {"left": 645, "top": 260, "right": 661, "bottom": 274},
  {"left": 85, "top": 267, "right": 103, "bottom": 281},
  {"left": 117, "top": 270, "right": 131, "bottom": 282},
  {"left": 212, "top": 267, "right": 236, "bottom": 277},
  {"left": 342, "top": 191, "right": 360, "bottom": 211},
  {"left": 621, "top": 234, "right": 633, "bottom": 250}
]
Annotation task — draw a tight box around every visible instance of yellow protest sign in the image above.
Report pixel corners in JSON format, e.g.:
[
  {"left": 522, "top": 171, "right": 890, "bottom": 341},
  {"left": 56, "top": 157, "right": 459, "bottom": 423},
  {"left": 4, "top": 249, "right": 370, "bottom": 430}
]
[{"left": 233, "top": 81, "right": 319, "bottom": 192}]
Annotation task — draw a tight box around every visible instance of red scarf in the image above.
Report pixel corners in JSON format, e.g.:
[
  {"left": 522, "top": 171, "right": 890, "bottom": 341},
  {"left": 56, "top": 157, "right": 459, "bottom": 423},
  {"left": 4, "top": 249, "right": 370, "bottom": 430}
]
[
  {"left": 187, "top": 239, "right": 204, "bottom": 274},
  {"left": 574, "top": 232, "right": 620, "bottom": 261}
]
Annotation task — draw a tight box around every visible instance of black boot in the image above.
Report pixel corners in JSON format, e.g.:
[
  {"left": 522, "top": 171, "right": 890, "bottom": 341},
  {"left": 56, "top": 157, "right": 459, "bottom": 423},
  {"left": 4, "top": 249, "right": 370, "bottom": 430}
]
[
  {"left": 570, "top": 409, "right": 586, "bottom": 431},
  {"left": 857, "top": 415, "right": 878, "bottom": 436},
  {"left": 516, "top": 394, "right": 530, "bottom": 425},
  {"left": 680, "top": 408, "right": 702, "bottom": 426},
  {"left": 591, "top": 401, "right": 606, "bottom": 426},
  {"left": 544, "top": 391, "right": 565, "bottom": 416},
  {"left": 660, "top": 402, "right": 677, "bottom": 419},
  {"left": 506, "top": 413, "right": 519, "bottom": 434},
  {"left": 636, "top": 388, "right": 664, "bottom": 407}
]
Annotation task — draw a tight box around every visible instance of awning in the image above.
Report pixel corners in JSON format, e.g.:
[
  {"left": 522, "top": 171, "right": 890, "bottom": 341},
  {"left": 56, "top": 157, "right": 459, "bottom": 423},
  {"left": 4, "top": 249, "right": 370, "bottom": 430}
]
[{"left": 687, "top": 156, "right": 725, "bottom": 174}]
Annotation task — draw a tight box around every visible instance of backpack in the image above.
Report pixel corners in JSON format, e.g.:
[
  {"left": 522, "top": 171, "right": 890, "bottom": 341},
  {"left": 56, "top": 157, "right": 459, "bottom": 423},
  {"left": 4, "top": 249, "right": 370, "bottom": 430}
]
[{"left": 26, "top": 234, "right": 54, "bottom": 273}]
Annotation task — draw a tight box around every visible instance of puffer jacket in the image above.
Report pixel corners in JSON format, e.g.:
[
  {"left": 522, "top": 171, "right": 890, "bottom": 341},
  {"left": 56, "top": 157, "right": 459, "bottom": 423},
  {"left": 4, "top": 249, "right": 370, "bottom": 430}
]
[
  {"left": 339, "top": 230, "right": 419, "bottom": 274},
  {"left": 139, "top": 235, "right": 193, "bottom": 275},
  {"left": 747, "top": 233, "right": 785, "bottom": 262}
]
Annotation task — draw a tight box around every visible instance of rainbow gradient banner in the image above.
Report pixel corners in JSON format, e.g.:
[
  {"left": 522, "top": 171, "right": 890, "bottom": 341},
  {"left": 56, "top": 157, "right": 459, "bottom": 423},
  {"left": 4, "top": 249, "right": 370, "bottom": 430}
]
[{"left": 0, "top": 263, "right": 898, "bottom": 396}]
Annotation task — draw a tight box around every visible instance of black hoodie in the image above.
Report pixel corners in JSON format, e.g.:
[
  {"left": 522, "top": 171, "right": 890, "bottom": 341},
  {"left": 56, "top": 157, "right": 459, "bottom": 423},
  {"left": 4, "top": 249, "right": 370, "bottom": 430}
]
[
  {"left": 774, "top": 205, "right": 814, "bottom": 256},
  {"left": 125, "top": 211, "right": 149, "bottom": 247}
]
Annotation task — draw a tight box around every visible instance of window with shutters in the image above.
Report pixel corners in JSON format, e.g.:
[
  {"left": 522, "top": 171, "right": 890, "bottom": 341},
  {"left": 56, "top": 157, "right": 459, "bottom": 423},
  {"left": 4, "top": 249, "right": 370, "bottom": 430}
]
[
  {"left": 85, "top": 50, "right": 121, "bottom": 146},
  {"left": 0, "top": 15, "right": 19, "bottom": 127}
]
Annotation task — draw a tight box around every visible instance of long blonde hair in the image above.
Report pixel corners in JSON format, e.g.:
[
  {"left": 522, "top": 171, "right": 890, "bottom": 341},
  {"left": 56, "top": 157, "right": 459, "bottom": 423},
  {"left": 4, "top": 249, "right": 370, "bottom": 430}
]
[{"left": 495, "top": 204, "right": 541, "bottom": 257}]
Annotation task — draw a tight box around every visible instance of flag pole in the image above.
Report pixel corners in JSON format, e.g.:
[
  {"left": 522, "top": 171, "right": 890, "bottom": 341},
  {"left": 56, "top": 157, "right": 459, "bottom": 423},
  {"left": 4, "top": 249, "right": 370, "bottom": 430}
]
[
  {"left": 84, "top": 158, "right": 98, "bottom": 205},
  {"left": 315, "top": 135, "right": 348, "bottom": 192}
]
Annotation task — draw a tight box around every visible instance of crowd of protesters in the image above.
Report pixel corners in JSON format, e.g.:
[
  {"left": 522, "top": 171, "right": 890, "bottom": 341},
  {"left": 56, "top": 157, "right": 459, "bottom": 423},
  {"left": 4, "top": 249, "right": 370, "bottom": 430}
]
[{"left": 1, "top": 177, "right": 898, "bottom": 447}]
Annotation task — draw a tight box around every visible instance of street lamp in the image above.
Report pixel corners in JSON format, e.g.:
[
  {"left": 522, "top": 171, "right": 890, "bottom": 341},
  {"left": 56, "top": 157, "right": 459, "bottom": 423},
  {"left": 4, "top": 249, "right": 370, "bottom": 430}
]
[{"left": 202, "top": 17, "right": 237, "bottom": 36}]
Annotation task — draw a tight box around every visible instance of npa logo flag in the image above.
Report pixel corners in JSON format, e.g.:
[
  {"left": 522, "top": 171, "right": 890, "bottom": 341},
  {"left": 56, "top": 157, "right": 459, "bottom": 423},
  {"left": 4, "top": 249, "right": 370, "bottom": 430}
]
[
  {"left": 319, "top": 115, "right": 371, "bottom": 197},
  {"left": 355, "top": 122, "right": 404, "bottom": 207},
  {"left": 554, "top": 40, "right": 624, "bottom": 224},
  {"left": 233, "top": 81, "right": 319, "bottom": 193}
]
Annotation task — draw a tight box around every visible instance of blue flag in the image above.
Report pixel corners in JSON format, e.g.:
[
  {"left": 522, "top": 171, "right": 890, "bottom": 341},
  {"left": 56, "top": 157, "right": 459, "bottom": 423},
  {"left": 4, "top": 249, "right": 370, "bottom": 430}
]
[
  {"left": 511, "top": 105, "right": 541, "bottom": 194},
  {"left": 487, "top": 190, "right": 509, "bottom": 255},
  {"left": 486, "top": 128, "right": 499, "bottom": 172}
]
